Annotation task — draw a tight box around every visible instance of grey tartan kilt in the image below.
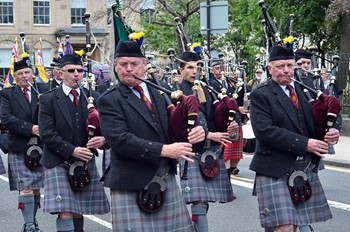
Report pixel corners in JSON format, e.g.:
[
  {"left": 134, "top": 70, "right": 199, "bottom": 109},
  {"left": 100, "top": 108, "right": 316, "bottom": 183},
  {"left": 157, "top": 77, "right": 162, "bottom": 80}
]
[
  {"left": 0, "top": 155, "right": 5, "bottom": 175},
  {"left": 8, "top": 152, "right": 45, "bottom": 191},
  {"left": 110, "top": 174, "right": 194, "bottom": 232},
  {"left": 43, "top": 158, "right": 110, "bottom": 215},
  {"left": 180, "top": 146, "right": 234, "bottom": 204},
  {"left": 255, "top": 157, "right": 332, "bottom": 228}
]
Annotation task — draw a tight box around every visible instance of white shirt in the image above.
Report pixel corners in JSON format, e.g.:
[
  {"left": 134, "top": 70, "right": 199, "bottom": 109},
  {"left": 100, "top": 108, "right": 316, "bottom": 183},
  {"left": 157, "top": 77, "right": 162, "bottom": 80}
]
[{"left": 62, "top": 83, "right": 80, "bottom": 103}]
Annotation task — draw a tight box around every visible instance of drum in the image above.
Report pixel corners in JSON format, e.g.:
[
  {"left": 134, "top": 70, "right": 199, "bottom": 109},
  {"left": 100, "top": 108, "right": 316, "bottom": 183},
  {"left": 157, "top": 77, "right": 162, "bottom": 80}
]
[{"left": 242, "top": 123, "right": 256, "bottom": 154}]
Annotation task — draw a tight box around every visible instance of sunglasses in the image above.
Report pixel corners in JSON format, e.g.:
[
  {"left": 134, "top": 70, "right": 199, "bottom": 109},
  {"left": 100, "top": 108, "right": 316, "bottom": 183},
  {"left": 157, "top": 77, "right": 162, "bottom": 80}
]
[{"left": 62, "top": 68, "right": 84, "bottom": 73}]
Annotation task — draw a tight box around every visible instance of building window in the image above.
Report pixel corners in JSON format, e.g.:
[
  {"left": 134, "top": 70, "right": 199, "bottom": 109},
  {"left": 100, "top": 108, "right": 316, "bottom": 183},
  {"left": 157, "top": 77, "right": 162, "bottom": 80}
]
[
  {"left": 33, "top": 0, "right": 50, "bottom": 25},
  {"left": 0, "top": 0, "right": 14, "bottom": 24},
  {"left": 141, "top": 8, "right": 155, "bottom": 23},
  {"left": 0, "top": 68, "right": 9, "bottom": 82},
  {"left": 71, "top": 0, "right": 86, "bottom": 25},
  {"left": 0, "top": 49, "right": 11, "bottom": 82}
]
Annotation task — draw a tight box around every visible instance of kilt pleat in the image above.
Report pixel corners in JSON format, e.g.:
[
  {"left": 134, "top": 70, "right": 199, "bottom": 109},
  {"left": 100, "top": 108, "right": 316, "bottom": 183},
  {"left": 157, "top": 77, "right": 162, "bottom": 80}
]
[
  {"left": 0, "top": 155, "right": 5, "bottom": 175},
  {"left": 8, "top": 152, "right": 45, "bottom": 191},
  {"left": 180, "top": 146, "right": 234, "bottom": 203},
  {"left": 255, "top": 158, "right": 332, "bottom": 228},
  {"left": 43, "top": 158, "right": 110, "bottom": 215},
  {"left": 223, "top": 126, "right": 244, "bottom": 161},
  {"left": 110, "top": 174, "right": 194, "bottom": 232}
]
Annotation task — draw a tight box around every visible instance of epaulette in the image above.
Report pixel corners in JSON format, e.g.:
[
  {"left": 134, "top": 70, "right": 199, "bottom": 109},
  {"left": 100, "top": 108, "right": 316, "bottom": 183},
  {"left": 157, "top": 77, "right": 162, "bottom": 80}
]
[
  {"left": 6, "top": 85, "right": 16, "bottom": 89},
  {"left": 100, "top": 85, "right": 116, "bottom": 97},
  {"left": 256, "top": 81, "right": 268, "bottom": 89}
]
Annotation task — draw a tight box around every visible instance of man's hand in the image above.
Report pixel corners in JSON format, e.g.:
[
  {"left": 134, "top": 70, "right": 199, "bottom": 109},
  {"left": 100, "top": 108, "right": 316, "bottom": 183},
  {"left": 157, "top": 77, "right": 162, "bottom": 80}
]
[
  {"left": 207, "top": 131, "right": 231, "bottom": 145},
  {"left": 87, "top": 136, "right": 106, "bottom": 149},
  {"left": 31, "top": 125, "right": 39, "bottom": 136},
  {"left": 306, "top": 138, "right": 329, "bottom": 158},
  {"left": 227, "top": 121, "right": 239, "bottom": 134},
  {"left": 239, "top": 106, "right": 249, "bottom": 114},
  {"left": 72, "top": 147, "right": 93, "bottom": 162},
  {"left": 161, "top": 143, "right": 195, "bottom": 163},
  {"left": 187, "top": 126, "right": 205, "bottom": 144},
  {"left": 324, "top": 128, "right": 340, "bottom": 145}
]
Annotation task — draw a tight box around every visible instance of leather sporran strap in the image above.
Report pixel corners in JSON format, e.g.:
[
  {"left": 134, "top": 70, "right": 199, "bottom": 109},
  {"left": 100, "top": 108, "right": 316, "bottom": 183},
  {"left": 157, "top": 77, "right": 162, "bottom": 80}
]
[
  {"left": 199, "top": 150, "right": 220, "bottom": 178},
  {"left": 25, "top": 137, "right": 43, "bottom": 170},
  {"left": 137, "top": 175, "right": 167, "bottom": 213},
  {"left": 287, "top": 170, "right": 312, "bottom": 204},
  {"left": 67, "top": 161, "right": 91, "bottom": 192}
]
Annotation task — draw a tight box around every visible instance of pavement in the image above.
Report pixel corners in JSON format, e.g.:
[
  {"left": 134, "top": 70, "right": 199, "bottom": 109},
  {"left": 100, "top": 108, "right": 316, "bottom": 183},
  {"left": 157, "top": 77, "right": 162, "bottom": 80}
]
[{"left": 323, "top": 135, "right": 350, "bottom": 169}]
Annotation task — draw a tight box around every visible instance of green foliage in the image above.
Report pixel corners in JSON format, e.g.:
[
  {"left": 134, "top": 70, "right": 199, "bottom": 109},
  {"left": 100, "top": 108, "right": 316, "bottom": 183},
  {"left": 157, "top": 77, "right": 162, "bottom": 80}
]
[{"left": 138, "top": 0, "right": 342, "bottom": 60}]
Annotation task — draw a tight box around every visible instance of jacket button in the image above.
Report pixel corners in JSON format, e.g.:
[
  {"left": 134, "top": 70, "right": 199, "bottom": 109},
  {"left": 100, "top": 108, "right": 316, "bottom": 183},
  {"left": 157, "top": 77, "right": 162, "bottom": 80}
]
[
  {"left": 145, "top": 148, "right": 149, "bottom": 152},
  {"left": 263, "top": 208, "right": 269, "bottom": 216},
  {"left": 141, "top": 154, "right": 144, "bottom": 158}
]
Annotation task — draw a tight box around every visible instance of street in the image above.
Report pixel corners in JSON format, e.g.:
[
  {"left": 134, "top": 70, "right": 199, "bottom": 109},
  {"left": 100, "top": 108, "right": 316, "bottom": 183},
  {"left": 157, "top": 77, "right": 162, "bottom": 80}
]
[{"left": 1, "top": 153, "right": 349, "bottom": 232}]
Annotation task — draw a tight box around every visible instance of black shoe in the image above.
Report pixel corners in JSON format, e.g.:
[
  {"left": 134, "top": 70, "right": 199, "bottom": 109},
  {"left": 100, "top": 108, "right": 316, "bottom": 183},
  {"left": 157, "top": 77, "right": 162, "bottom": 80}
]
[
  {"left": 22, "top": 223, "right": 37, "bottom": 232},
  {"left": 232, "top": 167, "right": 240, "bottom": 175}
]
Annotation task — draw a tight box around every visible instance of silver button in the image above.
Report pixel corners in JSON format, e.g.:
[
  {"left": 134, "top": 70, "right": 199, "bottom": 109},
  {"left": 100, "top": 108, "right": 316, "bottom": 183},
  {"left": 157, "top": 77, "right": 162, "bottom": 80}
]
[
  {"left": 263, "top": 208, "right": 269, "bottom": 215},
  {"left": 184, "top": 186, "right": 190, "bottom": 192},
  {"left": 55, "top": 195, "right": 62, "bottom": 203}
]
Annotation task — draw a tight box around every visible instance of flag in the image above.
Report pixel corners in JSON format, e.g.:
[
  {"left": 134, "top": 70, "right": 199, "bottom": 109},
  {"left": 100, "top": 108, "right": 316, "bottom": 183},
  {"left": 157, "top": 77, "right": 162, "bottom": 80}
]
[
  {"left": 4, "top": 38, "right": 19, "bottom": 87},
  {"left": 37, "top": 38, "right": 48, "bottom": 83},
  {"left": 112, "top": 0, "right": 132, "bottom": 58},
  {"left": 111, "top": 0, "right": 133, "bottom": 78},
  {"left": 57, "top": 37, "right": 64, "bottom": 58}
]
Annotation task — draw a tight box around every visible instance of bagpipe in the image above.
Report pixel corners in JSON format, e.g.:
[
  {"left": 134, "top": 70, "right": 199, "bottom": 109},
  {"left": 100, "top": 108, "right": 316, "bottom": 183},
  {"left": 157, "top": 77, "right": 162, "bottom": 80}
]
[
  {"left": 67, "top": 13, "right": 101, "bottom": 192},
  {"left": 258, "top": 0, "right": 342, "bottom": 173},
  {"left": 293, "top": 61, "right": 341, "bottom": 172},
  {"left": 174, "top": 17, "right": 192, "bottom": 54}
]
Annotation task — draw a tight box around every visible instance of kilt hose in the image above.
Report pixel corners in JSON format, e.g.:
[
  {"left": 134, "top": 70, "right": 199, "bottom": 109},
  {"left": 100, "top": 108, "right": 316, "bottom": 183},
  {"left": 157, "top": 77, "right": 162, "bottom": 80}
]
[
  {"left": 180, "top": 146, "right": 235, "bottom": 204},
  {"left": 43, "top": 158, "right": 110, "bottom": 215},
  {"left": 255, "top": 156, "right": 332, "bottom": 228},
  {"left": 8, "top": 151, "right": 44, "bottom": 191},
  {"left": 110, "top": 174, "right": 194, "bottom": 232},
  {"left": 223, "top": 126, "right": 244, "bottom": 161}
]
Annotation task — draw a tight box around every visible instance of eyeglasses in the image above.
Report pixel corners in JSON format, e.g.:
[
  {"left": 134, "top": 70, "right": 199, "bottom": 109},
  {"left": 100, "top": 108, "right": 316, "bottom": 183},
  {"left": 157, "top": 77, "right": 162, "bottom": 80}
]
[{"left": 62, "top": 68, "right": 84, "bottom": 73}]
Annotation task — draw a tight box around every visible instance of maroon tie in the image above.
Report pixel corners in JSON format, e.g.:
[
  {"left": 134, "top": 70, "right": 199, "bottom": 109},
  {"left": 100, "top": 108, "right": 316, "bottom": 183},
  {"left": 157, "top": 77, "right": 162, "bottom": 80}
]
[
  {"left": 23, "top": 87, "right": 29, "bottom": 100},
  {"left": 286, "top": 85, "right": 299, "bottom": 109},
  {"left": 70, "top": 89, "right": 79, "bottom": 107},
  {"left": 133, "top": 85, "right": 153, "bottom": 110}
]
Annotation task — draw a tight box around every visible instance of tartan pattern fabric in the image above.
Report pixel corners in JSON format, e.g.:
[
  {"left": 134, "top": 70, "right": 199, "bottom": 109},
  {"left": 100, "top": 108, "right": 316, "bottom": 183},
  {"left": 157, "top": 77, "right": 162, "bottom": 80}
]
[
  {"left": 42, "top": 158, "right": 110, "bottom": 215},
  {"left": 8, "top": 152, "right": 45, "bottom": 191},
  {"left": 70, "top": 89, "right": 79, "bottom": 107},
  {"left": 255, "top": 156, "right": 332, "bottom": 228},
  {"left": 223, "top": 125, "right": 244, "bottom": 161},
  {"left": 133, "top": 85, "right": 153, "bottom": 110},
  {"left": 180, "top": 146, "right": 235, "bottom": 204},
  {"left": 286, "top": 85, "right": 299, "bottom": 109},
  {"left": 110, "top": 174, "right": 194, "bottom": 232}
]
